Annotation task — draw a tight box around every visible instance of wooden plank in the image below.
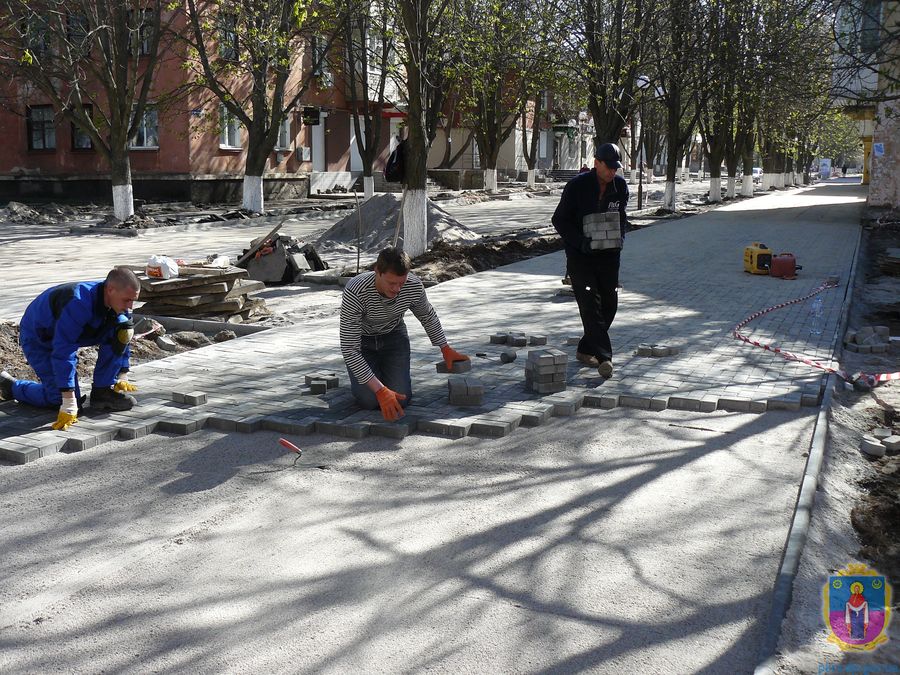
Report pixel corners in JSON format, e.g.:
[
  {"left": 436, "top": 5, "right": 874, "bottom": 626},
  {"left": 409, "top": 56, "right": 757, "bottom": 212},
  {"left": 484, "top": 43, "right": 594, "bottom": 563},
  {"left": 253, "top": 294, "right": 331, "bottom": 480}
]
[{"left": 235, "top": 220, "right": 285, "bottom": 267}]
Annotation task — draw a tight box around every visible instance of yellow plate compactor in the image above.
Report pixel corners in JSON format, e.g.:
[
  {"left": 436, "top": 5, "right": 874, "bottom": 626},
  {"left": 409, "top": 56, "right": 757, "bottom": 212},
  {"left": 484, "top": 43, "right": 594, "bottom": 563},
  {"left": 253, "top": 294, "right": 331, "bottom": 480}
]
[{"left": 744, "top": 242, "right": 773, "bottom": 274}]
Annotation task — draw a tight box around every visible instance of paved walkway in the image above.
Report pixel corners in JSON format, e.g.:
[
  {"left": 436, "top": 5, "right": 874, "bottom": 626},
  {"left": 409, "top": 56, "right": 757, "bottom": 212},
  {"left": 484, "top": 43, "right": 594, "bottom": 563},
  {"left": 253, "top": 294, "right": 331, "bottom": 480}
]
[{"left": 0, "top": 183, "right": 864, "bottom": 463}]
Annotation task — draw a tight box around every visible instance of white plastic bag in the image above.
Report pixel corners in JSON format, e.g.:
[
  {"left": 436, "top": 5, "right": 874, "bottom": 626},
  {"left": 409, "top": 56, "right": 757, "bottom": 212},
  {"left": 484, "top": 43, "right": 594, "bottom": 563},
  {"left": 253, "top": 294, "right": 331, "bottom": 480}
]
[{"left": 146, "top": 255, "right": 179, "bottom": 279}]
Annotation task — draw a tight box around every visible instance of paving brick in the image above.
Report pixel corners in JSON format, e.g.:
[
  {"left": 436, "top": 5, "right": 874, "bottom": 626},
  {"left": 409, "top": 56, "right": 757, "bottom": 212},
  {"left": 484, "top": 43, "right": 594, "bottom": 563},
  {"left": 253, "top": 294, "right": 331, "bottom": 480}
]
[
  {"left": 118, "top": 421, "right": 158, "bottom": 440},
  {"left": 262, "top": 416, "right": 317, "bottom": 435},
  {"left": 436, "top": 359, "right": 473, "bottom": 374},
  {"left": 309, "top": 381, "right": 328, "bottom": 394},
  {"left": 619, "top": 395, "right": 652, "bottom": 410},
  {"left": 717, "top": 398, "right": 752, "bottom": 413},
  {"left": 449, "top": 394, "right": 484, "bottom": 406},
  {"left": 314, "top": 420, "right": 370, "bottom": 439},
  {"left": 489, "top": 333, "right": 507, "bottom": 344},
  {"left": 667, "top": 396, "right": 701, "bottom": 412},
  {"left": 800, "top": 392, "right": 820, "bottom": 407},
  {"left": 469, "top": 417, "right": 516, "bottom": 437},
  {"left": 184, "top": 391, "right": 208, "bottom": 406},
  {"left": 418, "top": 418, "right": 472, "bottom": 438},
  {"left": 881, "top": 436, "right": 900, "bottom": 452},
  {"left": 767, "top": 394, "right": 802, "bottom": 411},
  {"left": 206, "top": 415, "right": 241, "bottom": 431},
  {"left": 156, "top": 417, "right": 207, "bottom": 435},
  {"left": 0, "top": 443, "right": 40, "bottom": 464},
  {"left": 545, "top": 391, "right": 584, "bottom": 416},
  {"left": 370, "top": 417, "right": 418, "bottom": 439},
  {"left": 501, "top": 402, "right": 553, "bottom": 426},
  {"left": 529, "top": 335, "right": 548, "bottom": 345}
]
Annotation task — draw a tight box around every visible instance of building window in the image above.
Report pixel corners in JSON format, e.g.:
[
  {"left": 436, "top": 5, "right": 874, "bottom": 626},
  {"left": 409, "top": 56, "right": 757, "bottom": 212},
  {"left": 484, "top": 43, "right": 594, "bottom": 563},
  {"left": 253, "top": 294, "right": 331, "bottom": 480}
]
[
  {"left": 27, "top": 105, "right": 56, "bottom": 150},
  {"left": 67, "top": 12, "right": 89, "bottom": 46},
  {"left": 72, "top": 105, "right": 93, "bottom": 150},
  {"left": 218, "top": 13, "right": 238, "bottom": 61},
  {"left": 859, "top": 0, "right": 882, "bottom": 54},
  {"left": 276, "top": 117, "right": 292, "bottom": 150},
  {"left": 24, "top": 16, "right": 51, "bottom": 58},
  {"left": 129, "top": 10, "right": 154, "bottom": 56},
  {"left": 311, "top": 36, "right": 333, "bottom": 87},
  {"left": 220, "top": 105, "right": 241, "bottom": 148},
  {"left": 130, "top": 107, "right": 159, "bottom": 148}
]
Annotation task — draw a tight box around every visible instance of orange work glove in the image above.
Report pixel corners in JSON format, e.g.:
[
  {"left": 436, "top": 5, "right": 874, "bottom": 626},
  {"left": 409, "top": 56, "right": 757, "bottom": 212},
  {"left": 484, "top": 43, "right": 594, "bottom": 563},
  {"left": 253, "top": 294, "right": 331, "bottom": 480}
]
[
  {"left": 375, "top": 386, "right": 406, "bottom": 421},
  {"left": 441, "top": 344, "right": 470, "bottom": 371}
]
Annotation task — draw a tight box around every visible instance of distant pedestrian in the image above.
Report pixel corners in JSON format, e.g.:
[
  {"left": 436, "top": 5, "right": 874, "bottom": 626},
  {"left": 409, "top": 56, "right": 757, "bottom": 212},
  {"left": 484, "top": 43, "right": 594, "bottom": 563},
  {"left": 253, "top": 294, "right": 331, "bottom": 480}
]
[
  {"left": 339, "top": 247, "right": 469, "bottom": 421},
  {"left": 551, "top": 142, "right": 629, "bottom": 379},
  {"left": 0, "top": 267, "right": 141, "bottom": 430}
]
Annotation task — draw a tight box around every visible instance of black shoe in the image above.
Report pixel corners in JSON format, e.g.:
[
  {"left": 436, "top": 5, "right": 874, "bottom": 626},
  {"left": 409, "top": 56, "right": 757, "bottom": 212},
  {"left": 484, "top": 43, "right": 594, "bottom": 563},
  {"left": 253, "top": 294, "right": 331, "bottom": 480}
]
[
  {"left": 90, "top": 386, "right": 136, "bottom": 411},
  {"left": 0, "top": 371, "right": 15, "bottom": 401},
  {"left": 576, "top": 351, "right": 599, "bottom": 367}
]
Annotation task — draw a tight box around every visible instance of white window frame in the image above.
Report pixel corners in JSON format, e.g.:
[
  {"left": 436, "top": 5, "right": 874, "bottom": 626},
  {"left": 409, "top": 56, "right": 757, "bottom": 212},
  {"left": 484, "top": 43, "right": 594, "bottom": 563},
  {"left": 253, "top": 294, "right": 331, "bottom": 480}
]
[
  {"left": 129, "top": 106, "right": 158, "bottom": 149},
  {"left": 219, "top": 105, "right": 242, "bottom": 149}
]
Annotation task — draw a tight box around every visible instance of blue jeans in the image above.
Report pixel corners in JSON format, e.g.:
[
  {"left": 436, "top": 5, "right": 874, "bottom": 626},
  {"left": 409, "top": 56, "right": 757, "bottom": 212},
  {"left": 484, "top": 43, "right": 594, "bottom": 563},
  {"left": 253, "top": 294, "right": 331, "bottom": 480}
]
[{"left": 347, "top": 324, "right": 413, "bottom": 410}]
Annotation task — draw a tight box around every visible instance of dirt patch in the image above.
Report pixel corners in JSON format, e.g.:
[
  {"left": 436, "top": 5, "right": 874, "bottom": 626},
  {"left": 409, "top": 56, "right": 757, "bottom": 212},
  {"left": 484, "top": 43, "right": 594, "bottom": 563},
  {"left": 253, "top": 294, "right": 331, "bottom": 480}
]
[
  {"left": 411, "top": 234, "right": 564, "bottom": 282},
  {"left": 0, "top": 321, "right": 206, "bottom": 382},
  {"left": 837, "top": 219, "right": 900, "bottom": 583}
]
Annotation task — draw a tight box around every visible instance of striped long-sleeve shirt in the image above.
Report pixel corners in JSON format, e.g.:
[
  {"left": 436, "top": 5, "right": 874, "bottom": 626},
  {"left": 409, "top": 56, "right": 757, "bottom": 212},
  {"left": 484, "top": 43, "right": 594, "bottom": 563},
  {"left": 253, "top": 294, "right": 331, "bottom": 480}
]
[{"left": 340, "top": 271, "right": 447, "bottom": 384}]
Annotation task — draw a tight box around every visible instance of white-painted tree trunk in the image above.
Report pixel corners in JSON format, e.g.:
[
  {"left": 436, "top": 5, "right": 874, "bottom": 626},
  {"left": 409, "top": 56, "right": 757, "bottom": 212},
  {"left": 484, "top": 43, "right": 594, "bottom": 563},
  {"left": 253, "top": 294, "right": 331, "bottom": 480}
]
[
  {"left": 761, "top": 173, "right": 774, "bottom": 191},
  {"left": 708, "top": 177, "right": 722, "bottom": 202},
  {"left": 112, "top": 184, "right": 135, "bottom": 221},
  {"left": 242, "top": 175, "right": 264, "bottom": 213},
  {"left": 484, "top": 168, "right": 498, "bottom": 193},
  {"left": 363, "top": 176, "right": 375, "bottom": 200},
  {"left": 630, "top": 169, "right": 638, "bottom": 183},
  {"left": 741, "top": 175, "right": 754, "bottom": 197},
  {"left": 402, "top": 188, "right": 428, "bottom": 258},
  {"left": 663, "top": 181, "right": 676, "bottom": 210},
  {"left": 726, "top": 177, "right": 736, "bottom": 198},
  {"left": 775, "top": 173, "right": 785, "bottom": 188},
  {"left": 527, "top": 169, "right": 536, "bottom": 187}
]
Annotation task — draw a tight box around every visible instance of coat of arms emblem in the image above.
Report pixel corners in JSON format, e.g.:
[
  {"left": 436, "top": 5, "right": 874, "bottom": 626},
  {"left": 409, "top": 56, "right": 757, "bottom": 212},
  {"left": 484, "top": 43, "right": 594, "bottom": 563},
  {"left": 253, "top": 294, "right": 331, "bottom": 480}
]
[{"left": 823, "top": 563, "right": 892, "bottom": 651}]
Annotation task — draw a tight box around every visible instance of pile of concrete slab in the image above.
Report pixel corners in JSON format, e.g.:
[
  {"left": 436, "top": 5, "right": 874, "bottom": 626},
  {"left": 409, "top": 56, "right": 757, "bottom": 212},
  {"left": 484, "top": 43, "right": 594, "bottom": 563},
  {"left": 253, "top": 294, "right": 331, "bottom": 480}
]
[
  {"left": 135, "top": 265, "right": 267, "bottom": 324},
  {"left": 860, "top": 427, "right": 900, "bottom": 457},
  {"left": 844, "top": 326, "right": 891, "bottom": 353},
  {"left": 582, "top": 211, "right": 622, "bottom": 251},
  {"left": 525, "top": 348, "right": 568, "bottom": 394}
]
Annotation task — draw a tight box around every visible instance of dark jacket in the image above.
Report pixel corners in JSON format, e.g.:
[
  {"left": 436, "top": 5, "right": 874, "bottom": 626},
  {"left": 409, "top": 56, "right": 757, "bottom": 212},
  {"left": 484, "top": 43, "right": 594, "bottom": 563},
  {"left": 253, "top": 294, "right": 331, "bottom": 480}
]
[
  {"left": 19, "top": 281, "right": 131, "bottom": 391},
  {"left": 552, "top": 170, "right": 629, "bottom": 257}
]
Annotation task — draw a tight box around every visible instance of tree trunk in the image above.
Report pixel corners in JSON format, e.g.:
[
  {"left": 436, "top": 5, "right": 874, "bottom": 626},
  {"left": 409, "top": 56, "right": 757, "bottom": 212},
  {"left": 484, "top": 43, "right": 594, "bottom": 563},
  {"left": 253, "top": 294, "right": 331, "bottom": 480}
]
[
  {"left": 243, "top": 139, "right": 269, "bottom": 213},
  {"left": 741, "top": 153, "right": 754, "bottom": 197},
  {"left": 110, "top": 151, "right": 135, "bottom": 221},
  {"left": 527, "top": 168, "right": 536, "bottom": 187},
  {"left": 484, "top": 168, "right": 497, "bottom": 193},
  {"left": 363, "top": 176, "right": 375, "bottom": 199}
]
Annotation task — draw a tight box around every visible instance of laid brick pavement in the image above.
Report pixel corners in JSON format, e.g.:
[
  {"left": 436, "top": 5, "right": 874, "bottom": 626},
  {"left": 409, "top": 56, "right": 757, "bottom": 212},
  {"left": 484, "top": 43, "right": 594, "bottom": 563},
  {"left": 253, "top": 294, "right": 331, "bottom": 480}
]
[{"left": 0, "top": 187, "right": 861, "bottom": 464}]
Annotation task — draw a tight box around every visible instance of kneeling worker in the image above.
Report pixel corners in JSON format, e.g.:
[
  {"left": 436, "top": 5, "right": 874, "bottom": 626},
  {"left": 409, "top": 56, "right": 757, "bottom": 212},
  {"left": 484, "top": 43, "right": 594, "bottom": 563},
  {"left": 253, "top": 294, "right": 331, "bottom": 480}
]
[
  {"left": 340, "top": 247, "right": 469, "bottom": 421},
  {"left": 0, "top": 267, "right": 141, "bottom": 430}
]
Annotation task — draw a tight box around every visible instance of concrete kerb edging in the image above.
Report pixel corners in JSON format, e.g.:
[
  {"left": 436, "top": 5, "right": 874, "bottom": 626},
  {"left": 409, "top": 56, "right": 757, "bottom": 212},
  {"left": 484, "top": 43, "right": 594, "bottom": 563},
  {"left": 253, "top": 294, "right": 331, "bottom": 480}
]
[{"left": 753, "top": 223, "right": 863, "bottom": 674}]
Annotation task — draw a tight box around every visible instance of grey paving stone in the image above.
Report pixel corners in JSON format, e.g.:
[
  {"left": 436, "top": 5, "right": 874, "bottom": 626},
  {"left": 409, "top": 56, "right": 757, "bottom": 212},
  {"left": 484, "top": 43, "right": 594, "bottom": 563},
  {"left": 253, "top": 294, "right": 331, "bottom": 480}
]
[
  {"left": 184, "top": 392, "right": 208, "bottom": 406},
  {"left": 418, "top": 418, "right": 472, "bottom": 439},
  {"left": 619, "top": 395, "right": 652, "bottom": 410},
  {"left": 436, "top": 359, "right": 473, "bottom": 374},
  {"left": 545, "top": 391, "right": 584, "bottom": 416},
  {"left": 767, "top": 394, "right": 802, "bottom": 411},
  {"left": 469, "top": 417, "right": 516, "bottom": 437},
  {"left": 717, "top": 398, "right": 752, "bottom": 413},
  {"left": 156, "top": 417, "right": 207, "bottom": 435},
  {"left": 0, "top": 443, "right": 40, "bottom": 464},
  {"left": 667, "top": 396, "right": 701, "bottom": 412},
  {"left": 501, "top": 402, "right": 553, "bottom": 426},
  {"left": 262, "top": 416, "right": 317, "bottom": 435},
  {"left": 118, "top": 421, "right": 158, "bottom": 440},
  {"left": 370, "top": 417, "right": 418, "bottom": 439},
  {"left": 314, "top": 420, "right": 370, "bottom": 439},
  {"left": 529, "top": 335, "right": 548, "bottom": 345}
]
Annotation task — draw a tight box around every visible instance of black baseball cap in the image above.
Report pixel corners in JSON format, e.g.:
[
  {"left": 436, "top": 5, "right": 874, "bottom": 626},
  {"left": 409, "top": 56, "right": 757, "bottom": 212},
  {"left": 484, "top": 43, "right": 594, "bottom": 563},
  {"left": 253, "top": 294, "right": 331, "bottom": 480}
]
[{"left": 595, "top": 142, "right": 623, "bottom": 169}]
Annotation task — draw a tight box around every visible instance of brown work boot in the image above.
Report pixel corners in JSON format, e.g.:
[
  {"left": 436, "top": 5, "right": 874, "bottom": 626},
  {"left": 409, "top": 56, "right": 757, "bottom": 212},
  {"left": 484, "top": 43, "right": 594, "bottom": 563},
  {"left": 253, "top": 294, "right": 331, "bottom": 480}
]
[
  {"left": 0, "top": 371, "right": 15, "bottom": 401},
  {"left": 597, "top": 360, "right": 614, "bottom": 379},
  {"left": 576, "top": 351, "right": 599, "bottom": 367}
]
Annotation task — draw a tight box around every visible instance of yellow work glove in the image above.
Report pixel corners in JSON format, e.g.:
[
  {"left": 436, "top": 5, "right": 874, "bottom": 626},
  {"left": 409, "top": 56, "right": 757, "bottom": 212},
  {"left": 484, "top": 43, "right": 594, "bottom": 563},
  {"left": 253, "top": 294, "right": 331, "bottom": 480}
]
[
  {"left": 114, "top": 377, "right": 138, "bottom": 393},
  {"left": 375, "top": 386, "right": 406, "bottom": 422},
  {"left": 51, "top": 394, "right": 79, "bottom": 431},
  {"left": 441, "top": 344, "right": 470, "bottom": 371}
]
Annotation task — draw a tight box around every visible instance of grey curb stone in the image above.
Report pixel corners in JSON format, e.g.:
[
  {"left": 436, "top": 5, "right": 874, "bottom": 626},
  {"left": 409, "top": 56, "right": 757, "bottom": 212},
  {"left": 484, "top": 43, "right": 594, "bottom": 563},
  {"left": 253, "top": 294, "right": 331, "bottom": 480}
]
[
  {"left": 881, "top": 436, "right": 900, "bottom": 452},
  {"left": 315, "top": 420, "right": 370, "bottom": 439},
  {"left": 418, "top": 418, "right": 472, "bottom": 438},
  {"left": 262, "top": 416, "right": 316, "bottom": 435}
]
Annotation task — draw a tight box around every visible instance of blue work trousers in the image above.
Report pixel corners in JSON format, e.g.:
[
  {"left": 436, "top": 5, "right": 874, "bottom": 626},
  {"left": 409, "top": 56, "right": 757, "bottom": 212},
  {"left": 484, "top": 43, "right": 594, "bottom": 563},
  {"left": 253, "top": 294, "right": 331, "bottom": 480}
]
[
  {"left": 347, "top": 324, "right": 413, "bottom": 410},
  {"left": 12, "top": 338, "right": 123, "bottom": 409}
]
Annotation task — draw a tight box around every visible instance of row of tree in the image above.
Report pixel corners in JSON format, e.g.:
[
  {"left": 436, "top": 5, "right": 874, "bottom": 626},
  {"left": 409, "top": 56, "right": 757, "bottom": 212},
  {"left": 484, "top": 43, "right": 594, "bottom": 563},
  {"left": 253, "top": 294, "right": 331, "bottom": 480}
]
[{"left": 0, "top": 0, "right": 890, "bottom": 253}]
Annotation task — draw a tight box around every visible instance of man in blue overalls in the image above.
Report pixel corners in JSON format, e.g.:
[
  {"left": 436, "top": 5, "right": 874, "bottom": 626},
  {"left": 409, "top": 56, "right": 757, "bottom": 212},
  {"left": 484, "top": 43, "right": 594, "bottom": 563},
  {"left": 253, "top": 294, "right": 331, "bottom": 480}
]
[
  {"left": 552, "top": 142, "right": 629, "bottom": 379},
  {"left": 0, "top": 267, "right": 141, "bottom": 430}
]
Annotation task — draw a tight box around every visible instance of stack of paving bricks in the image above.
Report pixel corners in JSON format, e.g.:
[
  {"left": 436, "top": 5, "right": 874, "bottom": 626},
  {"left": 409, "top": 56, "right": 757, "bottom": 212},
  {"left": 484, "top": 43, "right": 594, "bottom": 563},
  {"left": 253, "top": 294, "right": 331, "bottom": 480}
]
[
  {"left": 447, "top": 376, "right": 484, "bottom": 406},
  {"left": 582, "top": 211, "right": 622, "bottom": 251},
  {"left": 525, "top": 348, "right": 567, "bottom": 394},
  {"left": 304, "top": 372, "right": 340, "bottom": 394},
  {"left": 489, "top": 331, "right": 547, "bottom": 346},
  {"left": 843, "top": 326, "right": 891, "bottom": 353},
  {"left": 134, "top": 265, "right": 267, "bottom": 323}
]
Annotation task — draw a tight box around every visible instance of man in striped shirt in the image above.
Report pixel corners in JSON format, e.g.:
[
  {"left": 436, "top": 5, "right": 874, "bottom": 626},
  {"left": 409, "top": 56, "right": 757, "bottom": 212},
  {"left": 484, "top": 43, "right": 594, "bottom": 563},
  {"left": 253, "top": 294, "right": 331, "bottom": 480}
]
[{"left": 340, "top": 247, "right": 469, "bottom": 421}]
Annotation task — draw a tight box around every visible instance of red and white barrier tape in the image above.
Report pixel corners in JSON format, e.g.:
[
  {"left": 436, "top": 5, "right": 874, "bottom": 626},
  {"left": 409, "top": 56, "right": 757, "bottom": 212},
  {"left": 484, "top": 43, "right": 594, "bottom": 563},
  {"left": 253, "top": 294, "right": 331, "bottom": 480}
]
[{"left": 732, "top": 280, "right": 899, "bottom": 389}]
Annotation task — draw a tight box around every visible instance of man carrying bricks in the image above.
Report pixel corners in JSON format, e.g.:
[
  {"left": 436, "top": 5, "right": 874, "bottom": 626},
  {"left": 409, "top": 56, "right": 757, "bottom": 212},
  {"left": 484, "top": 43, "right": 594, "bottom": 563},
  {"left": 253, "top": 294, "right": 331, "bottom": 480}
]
[
  {"left": 551, "top": 142, "right": 628, "bottom": 379},
  {"left": 0, "top": 267, "right": 141, "bottom": 430},
  {"left": 339, "top": 247, "right": 469, "bottom": 421}
]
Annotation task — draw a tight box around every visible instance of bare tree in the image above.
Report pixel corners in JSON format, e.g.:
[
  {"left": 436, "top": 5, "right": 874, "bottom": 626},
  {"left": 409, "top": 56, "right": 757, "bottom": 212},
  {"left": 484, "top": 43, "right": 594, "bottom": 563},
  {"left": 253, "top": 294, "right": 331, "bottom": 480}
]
[
  {"left": 178, "top": 0, "right": 353, "bottom": 213},
  {"left": 0, "top": 0, "right": 173, "bottom": 219}
]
